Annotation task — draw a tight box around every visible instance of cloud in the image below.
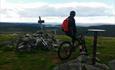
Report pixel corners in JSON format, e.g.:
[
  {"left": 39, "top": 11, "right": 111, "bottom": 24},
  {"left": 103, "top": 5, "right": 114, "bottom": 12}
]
[
  {"left": 0, "top": 0, "right": 21, "bottom": 21},
  {"left": 0, "top": 2, "right": 114, "bottom": 17},
  {"left": 16, "top": 2, "right": 114, "bottom": 17},
  {"left": 0, "top": 1, "right": 115, "bottom": 25}
]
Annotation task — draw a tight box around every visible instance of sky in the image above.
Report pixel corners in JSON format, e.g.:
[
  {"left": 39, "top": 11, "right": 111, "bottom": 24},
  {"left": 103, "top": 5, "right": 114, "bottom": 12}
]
[{"left": 0, "top": 0, "right": 115, "bottom": 25}]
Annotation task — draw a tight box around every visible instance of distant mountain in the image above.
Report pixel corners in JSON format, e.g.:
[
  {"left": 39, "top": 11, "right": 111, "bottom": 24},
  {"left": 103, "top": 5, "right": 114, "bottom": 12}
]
[
  {"left": 88, "top": 25, "right": 115, "bottom": 36},
  {"left": 0, "top": 22, "right": 41, "bottom": 33},
  {"left": 78, "top": 25, "right": 115, "bottom": 37},
  {"left": 0, "top": 22, "right": 115, "bottom": 37}
]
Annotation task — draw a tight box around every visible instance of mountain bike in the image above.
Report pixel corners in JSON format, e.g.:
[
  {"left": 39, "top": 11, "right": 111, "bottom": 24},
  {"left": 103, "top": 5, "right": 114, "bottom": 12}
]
[
  {"left": 32, "top": 31, "right": 53, "bottom": 50},
  {"left": 34, "top": 31, "right": 59, "bottom": 50},
  {"left": 16, "top": 31, "right": 58, "bottom": 52},
  {"left": 58, "top": 33, "right": 88, "bottom": 60}
]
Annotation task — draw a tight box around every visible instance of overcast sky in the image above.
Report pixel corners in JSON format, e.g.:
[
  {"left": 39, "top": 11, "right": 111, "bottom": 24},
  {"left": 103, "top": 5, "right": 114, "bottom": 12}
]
[{"left": 0, "top": 0, "right": 115, "bottom": 25}]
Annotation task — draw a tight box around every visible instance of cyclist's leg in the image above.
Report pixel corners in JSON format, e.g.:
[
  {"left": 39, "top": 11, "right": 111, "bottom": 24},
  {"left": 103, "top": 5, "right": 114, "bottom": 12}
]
[
  {"left": 65, "top": 32, "right": 73, "bottom": 39},
  {"left": 82, "top": 40, "right": 88, "bottom": 55},
  {"left": 65, "top": 31, "right": 76, "bottom": 45},
  {"left": 78, "top": 35, "right": 88, "bottom": 55},
  {"left": 72, "top": 34, "right": 76, "bottom": 45},
  {"left": 77, "top": 38, "right": 83, "bottom": 53},
  {"left": 80, "top": 34, "right": 88, "bottom": 54}
]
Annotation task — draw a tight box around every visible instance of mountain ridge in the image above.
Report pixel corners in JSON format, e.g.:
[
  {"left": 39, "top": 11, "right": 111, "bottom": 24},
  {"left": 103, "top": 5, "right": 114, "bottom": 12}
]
[{"left": 0, "top": 22, "right": 115, "bottom": 36}]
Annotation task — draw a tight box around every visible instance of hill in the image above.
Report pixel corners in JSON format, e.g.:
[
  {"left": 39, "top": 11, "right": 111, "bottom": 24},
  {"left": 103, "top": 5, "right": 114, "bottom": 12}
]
[
  {"left": 0, "top": 22, "right": 115, "bottom": 36},
  {"left": 77, "top": 25, "right": 115, "bottom": 37},
  {"left": 0, "top": 22, "right": 41, "bottom": 33}
]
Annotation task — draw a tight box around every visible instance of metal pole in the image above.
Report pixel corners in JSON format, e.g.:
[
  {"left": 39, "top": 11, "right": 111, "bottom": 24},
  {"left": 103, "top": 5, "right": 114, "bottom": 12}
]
[{"left": 92, "top": 31, "right": 98, "bottom": 65}]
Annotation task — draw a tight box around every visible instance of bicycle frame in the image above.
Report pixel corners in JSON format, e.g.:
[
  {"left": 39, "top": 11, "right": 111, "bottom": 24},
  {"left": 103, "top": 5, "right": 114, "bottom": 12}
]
[{"left": 58, "top": 32, "right": 88, "bottom": 60}]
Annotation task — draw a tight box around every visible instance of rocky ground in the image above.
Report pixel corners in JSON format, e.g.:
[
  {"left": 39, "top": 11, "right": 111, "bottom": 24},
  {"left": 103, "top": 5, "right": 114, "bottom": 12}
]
[{"left": 54, "top": 55, "right": 115, "bottom": 70}]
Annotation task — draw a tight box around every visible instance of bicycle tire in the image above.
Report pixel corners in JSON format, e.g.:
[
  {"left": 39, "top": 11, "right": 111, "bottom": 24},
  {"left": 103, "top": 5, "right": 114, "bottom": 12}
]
[{"left": 58, "top": 41, "right": 72, "bottom": 60}]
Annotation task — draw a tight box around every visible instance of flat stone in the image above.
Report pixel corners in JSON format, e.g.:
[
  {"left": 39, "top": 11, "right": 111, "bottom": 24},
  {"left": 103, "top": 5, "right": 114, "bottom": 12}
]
[
  {"left": 54, "top": 63, "right": 70, "bottom": 70},
  {"left": 109, "top": 59, "right": 115, "bottom": 70},
  {"left": 94, "top": 62, "right": 110, "bottom": 70},
  {"left": 54, "top": 56, "right": 109, "bottom": 70},
  {"left": 69, "top": 63, "right": 81, "bottom": 70},
  {"left": 85, "top": 64, "right": 101, "bottom": 70}
]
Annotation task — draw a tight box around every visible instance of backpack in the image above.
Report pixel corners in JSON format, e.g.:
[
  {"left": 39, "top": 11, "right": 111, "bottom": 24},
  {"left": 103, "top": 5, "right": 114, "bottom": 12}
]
[{"left": 61, "top": 18, "right": 69, "bottom": 32}]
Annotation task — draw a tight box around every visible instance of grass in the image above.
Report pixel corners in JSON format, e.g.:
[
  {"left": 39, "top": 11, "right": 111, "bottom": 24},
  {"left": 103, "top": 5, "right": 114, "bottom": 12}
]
[
  {"left": 0, "top": 34, "right": 18, "bottom": 41},
  {"left": 0, "top": 50, "right": 59, "bottom": 70},
  {"left": 0, "top": 34, "right": 115, "bottom": 70}
]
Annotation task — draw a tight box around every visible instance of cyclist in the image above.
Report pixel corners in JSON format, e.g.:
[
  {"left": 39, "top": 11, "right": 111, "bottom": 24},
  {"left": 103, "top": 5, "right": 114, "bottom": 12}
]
[
  {"left": 64, "top": 10, "right": 77, "bottom": 44},
  {"left": 63, "top": 11, "right": 86, "bottom": 54}
]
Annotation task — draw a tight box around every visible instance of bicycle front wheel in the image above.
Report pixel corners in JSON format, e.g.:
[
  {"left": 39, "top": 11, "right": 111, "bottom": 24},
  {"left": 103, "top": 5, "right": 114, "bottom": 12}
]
[{"left": 58, "top": 41, "right": 72, "bottom": 60}]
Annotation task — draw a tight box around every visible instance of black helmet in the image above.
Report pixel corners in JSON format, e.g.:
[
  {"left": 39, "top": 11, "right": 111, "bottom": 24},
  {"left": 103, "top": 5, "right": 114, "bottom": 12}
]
[{"left": 70, "top": 11, "right": 76, "bottom": 16}]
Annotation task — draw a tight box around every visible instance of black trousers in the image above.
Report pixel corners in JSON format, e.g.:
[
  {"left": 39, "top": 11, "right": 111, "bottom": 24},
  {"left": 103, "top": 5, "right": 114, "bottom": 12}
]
[
  {"left": 65, "top": 31, "right": 83, "bottom": 44},
  {"left": 65, "top": 31, "right": 76, "bottom": 43}
]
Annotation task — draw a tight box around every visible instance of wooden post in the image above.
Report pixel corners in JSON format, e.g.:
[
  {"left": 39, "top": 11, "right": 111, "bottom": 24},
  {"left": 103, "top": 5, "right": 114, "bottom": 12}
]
[{"left": 38, "top": 16, "right": 45, "bottom": 31}]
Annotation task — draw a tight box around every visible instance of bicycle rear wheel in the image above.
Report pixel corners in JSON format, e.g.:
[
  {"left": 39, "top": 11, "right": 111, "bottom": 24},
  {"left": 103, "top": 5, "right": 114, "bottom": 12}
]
[{"left": 58, "top": 41, "right": 72, "bottom": 60}]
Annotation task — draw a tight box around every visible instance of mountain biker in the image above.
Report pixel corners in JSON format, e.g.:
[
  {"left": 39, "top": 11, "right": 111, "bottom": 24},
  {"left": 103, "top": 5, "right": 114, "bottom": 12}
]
[
  {"left": 64, "top": 11, "right": 86, "bottom": 53},
  {"left": 61, "top": 11, "right": 87, "bottom": 55},
  {"left": 64, "top": 11, "right": 77, "bottom": 44}
]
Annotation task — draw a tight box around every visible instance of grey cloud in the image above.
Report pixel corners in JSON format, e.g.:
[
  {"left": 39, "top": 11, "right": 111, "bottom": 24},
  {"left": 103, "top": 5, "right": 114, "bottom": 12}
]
[
  {"left": 77, "top": 7, "right": 113, "bottom": 16},
  {"left": 19, "top": 7, "right": 69, "bottom": 17},
  {"left": 17, "top": 4, "right": 114, "bottom": 17}
]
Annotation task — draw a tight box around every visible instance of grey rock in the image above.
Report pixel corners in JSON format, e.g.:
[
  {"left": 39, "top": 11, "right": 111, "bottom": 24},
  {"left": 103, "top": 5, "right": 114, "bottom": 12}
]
[
  {"left": 109, "top": 59, "right": 115, "bottom": 70},
  {"left": 94, "top": 62, "right": 110, "bottom": 70},
  {"left": 54, "top": 63, "right": 70, "bottom": 70},
  {"left": 54, "top": 56, "right": 109, "bottom": 70}
]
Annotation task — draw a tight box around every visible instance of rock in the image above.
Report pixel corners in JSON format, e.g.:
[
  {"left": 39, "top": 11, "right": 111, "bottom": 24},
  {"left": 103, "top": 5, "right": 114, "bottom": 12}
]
[
  {"left": 54, "top": 63, "right": 70, "bottom": 70},
  {"left": 77, "top": 55, "right": 91, "bottom": 64},
  {"left": 67, "top": 58, "right": 80, "bottom": 63},
  {"left": 69, "top": 63, "right": 81, "bottom": 70},
  {"left": 54, "top": 55, "right": 109, "bottom": 70},
  {"left": 94, "top": 62, "right": 110, "bottom": 70},
  {"left": 109, "top": 59, "right": 115, "bottom": 70},
  {"left": 85, "top": 64, "right": 101, "bottom": 70}
]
